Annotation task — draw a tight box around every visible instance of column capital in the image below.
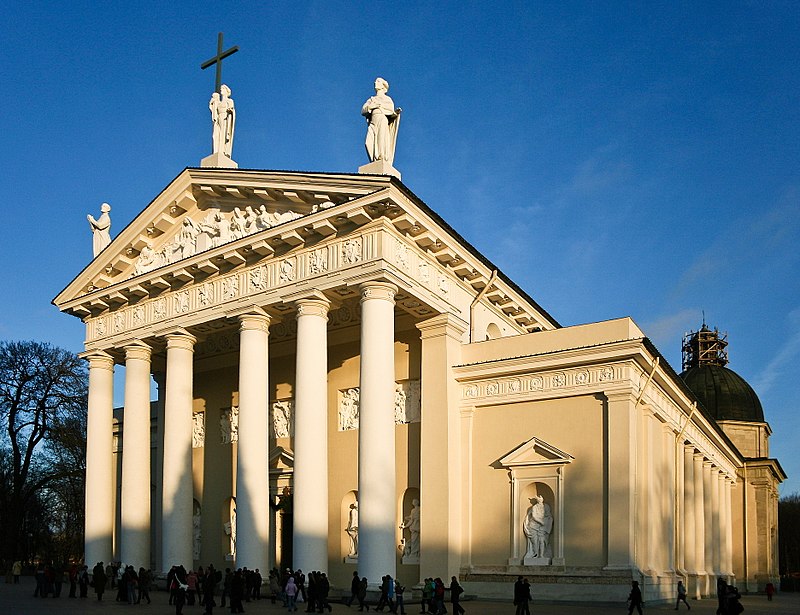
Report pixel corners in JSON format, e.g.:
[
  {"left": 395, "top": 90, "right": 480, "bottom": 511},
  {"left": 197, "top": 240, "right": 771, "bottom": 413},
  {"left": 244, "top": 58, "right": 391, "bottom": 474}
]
[
  {"left": 123, "top": 341, "right": 152, "bottom": 361},
  {"left": 684, "top": 443, "right": 698, "bottom": 454},
  {"left": 295, "top": 295, "right": 331, "bottom": 320},
  {"left": 604, "top": 390, "right": 639, "bottom": 405},
  {"left": 165, "top": 330, "right": 197, "bottom": 351},
  {"left": 81, "top": 349, "right": 115, "bottom": 371},
  {"left": 239, "top": 312, "right": 271, "bottom": 333},
  {"left": 416, "top": 312, "right": 468, "bottom": 340},
  {"left": 359, "top": 280, "right": 397, "bottom": 304}
]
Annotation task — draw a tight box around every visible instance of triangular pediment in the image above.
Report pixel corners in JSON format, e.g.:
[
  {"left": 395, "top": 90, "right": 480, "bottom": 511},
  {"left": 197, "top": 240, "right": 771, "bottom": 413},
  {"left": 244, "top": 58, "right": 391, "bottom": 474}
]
[
  {"left": 55, "top": 167, "right": 559, "bottom": 337},
  {"left": 54, "top": 168, "right": 395, "bottom": 310},
  {"left": 497, "top": 437, "right": 574, "bottom": 468},
  {"left": 270, "top": 445, "right": 294, "bottom": 471}
]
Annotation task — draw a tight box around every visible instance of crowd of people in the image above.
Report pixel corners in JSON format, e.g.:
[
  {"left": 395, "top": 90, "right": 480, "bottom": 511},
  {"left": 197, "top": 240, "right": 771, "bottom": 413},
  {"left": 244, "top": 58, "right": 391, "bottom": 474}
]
[{"left": 10, "top": 559, "right": 769, "bottom": 614}]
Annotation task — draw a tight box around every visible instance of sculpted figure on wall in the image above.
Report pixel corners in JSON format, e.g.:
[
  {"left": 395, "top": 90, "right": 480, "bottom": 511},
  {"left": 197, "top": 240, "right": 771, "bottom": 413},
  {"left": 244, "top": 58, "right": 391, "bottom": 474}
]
[
  {"left": 523, "top": 495, "right": 553, "bottom": 560},
  {"left": 88, "top": 203, "right": 112, "bottom": 257},
  {"left": 272, "top": 400, "right": 294, "bottom": 439},
  {"left": 192, "top": 502, "right": 202, "bottom": 560},
  {"left": 224, "top": 500, "right": 237, "bottom": 556},
  {"left": 220, "top": 406, "right": 239, "bottom": 444},
  {"left": 192, "top": 412, "right": 205, "bottom": 448},
  {"left": 210, "top": 84, "right": 236, "bottom": 158},
  {"left": 361, "top": 77, "right": 401, "bottom": 165},
  {"left": 339, "top": 388, "right": 360, "bottom": 431},
  {"left": 345, "top": 501, "right": 359, "bottom": 557},
  {"left": 399, "top": 498, "right": 421, "bottom": 559}
]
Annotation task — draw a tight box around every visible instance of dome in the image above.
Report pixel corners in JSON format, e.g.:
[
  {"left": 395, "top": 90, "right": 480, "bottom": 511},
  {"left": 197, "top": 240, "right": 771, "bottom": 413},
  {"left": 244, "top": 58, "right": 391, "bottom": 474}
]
[{"left": 680, "top": 364, "right": 764, "bottom": 422}]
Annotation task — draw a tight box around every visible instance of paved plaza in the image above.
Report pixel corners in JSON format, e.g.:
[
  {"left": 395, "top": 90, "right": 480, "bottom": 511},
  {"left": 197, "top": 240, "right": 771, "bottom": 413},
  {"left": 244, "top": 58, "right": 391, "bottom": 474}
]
[{"left": 1, "top": 578, "right": 797, "bottom": 615}]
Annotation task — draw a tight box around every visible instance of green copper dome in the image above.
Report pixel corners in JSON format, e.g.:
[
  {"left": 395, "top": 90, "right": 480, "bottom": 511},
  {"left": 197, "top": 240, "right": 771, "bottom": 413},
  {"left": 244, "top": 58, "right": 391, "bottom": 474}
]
[
  {"left": 681, "top": 363, "right": 764, "bottom": 422},
  {"left": 679, "top": 324, "right": 764, "bottom": 422}
]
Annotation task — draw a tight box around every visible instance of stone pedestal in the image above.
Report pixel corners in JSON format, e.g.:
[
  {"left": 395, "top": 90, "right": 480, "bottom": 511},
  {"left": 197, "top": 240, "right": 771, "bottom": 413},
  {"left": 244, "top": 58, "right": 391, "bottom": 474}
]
[
  {"left": 523, "top": 556, "right": 552, "bottom": 566},
  {"left": 358, "top": 159, "right": 400, "bottom": 179},
  {"left": 200, "top": 151, "right": 238, "bottom": 168}
]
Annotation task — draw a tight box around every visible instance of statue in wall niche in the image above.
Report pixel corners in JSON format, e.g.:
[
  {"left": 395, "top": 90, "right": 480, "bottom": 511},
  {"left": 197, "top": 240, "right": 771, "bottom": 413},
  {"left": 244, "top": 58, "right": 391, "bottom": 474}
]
[
  {"left": 224, "top": 503, "right": 237, "bottom": 556},
  {"left": 399, "top": 498, "right": 421, "bottom": 558},
  {"left": 192, "top": 505, "right": 202, "bottom": 560},
  {"left": 220, "top": 406, "right": 239, "bottom": 444},
  {"left": 346, "top": 501, "right": 359, "bottom": 557},
  {"left": 87, "top": 203, "right": 112, "bottom": 257},
  {"left": 523, "top": 495, "right": 553, "bottom": 560},
  {"left": 210, "top": 84, "right": 236, "bottom": 158},
  {"left": 192, "top": 412, "right": 205, "bottom": 448},
  {"left": 361, "top": 77, "right": 401, "bottom": 165},
  {"left": 339, "top": 388, "right": 360, "bottom": 431}
]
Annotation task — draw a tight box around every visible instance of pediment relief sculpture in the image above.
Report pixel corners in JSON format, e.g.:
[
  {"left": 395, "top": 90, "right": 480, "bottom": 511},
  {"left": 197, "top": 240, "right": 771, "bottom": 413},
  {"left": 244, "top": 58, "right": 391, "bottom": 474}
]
[{"left": 132, "top": 204, "right": 314, "bottom": 277}]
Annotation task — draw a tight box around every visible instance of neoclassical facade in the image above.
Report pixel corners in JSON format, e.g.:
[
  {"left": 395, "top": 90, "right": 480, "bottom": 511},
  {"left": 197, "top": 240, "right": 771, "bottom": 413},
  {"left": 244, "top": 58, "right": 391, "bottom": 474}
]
[{"left": 55, "top": 167, "right": 783, "bottom": 601}]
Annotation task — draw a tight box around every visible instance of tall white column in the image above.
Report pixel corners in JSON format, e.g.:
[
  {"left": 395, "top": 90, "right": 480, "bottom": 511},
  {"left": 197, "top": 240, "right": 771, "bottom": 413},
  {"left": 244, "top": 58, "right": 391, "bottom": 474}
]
[
  {"left": 84, "top": 351, "right": 115, "bottom": 567},
  {"left": 292, "top": 295, "right": 330, "bottom": 572},
  {"left": 161, "top": 331, "right": 196, "bottom": 569},
  {"left": 703, "top": 461, "right": 714, "bottom": 579},
  {"left": 646, "top": 412, "right": 660, "bottom": 572},
  {"left": 358, "top": 281, "right": 397, "bottom": 584},
  {"left": 725, "top": 479, "right": 734, "bottom": 575},
  {"left": 683, "top": 446, "right": 696, "bottom": 575},
  {"left": 693, "top": 454, "right": 706, "bottom": 598},
  {"left": 120, "top": 341, "right": 153, "bottom": 568},
  {"left": 236, "top": 312, "right": 271, "bottom": 571},
  {"left": 718, "top": 473, "right": 729, "bottom": 575},
  {"left": 711, "top": 467, "right": 721, "bottom": 573}
]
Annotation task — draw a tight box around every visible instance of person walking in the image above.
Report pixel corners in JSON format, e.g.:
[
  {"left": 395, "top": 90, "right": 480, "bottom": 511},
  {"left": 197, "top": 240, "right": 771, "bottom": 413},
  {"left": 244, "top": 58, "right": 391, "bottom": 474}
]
[
  {"left": 92, "top": 562, "right": 107, "bottom": 602},
  {"left": 286, "top": 575, "right": 300, "bottom": 612},
  {"left": 765, "top": 582, "right": 775, "bottom": 601},
  {"left": 627, "top": 580, "right": 644, "bottom": 615},
  {"left": 357, "top": 576, "right": 370, "bottom": 612},
  {"left": 675, "top": 580, "right": 690, "bottom": 610},
  {"left": 347, "top": 571, "right": 360, "bottom": 607},
  {"left": 450, "top": 576, "right": 465, "bottom": 614},
  {"left": 513, "top": 576, "right": 531, "bottom": 615}
]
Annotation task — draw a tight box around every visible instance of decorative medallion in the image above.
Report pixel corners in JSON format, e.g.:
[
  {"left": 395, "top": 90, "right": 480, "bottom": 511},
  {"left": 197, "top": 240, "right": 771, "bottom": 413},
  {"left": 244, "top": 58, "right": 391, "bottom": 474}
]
[
  {"left": 530, "top": 376, "right": 543, "bottom": 390},
  {"left": 552, "top": 373, "right": 566, "bottom": 388},
  {"left": 342, "top": 238, "right": 362, "bottom": 264},
  {"left": 279, "top": 259, "right": 295, "bottom": 282},
  {"left": 599, "top": 366, "right": 614, "bottom": 382},
  {"left": 464, "top": 385, "right": 479, "bottom": 398},
  {"left": 223, "top": 275, "right": 239, "bottom": 299},
  {"left": 486, "top": 381, "right": 500, "bottom": 396},
  {"left": 574, "top": 370, "right": 589, "bottom": 385},
  {"left": 308, "top": 249, "right": 328, "bottom": 275},
  {"left": 198, "top": 282, "right": 214, "bottom": 307},
  {"left": 509, "top": 379, "right": 521, "bottom": 393},
  {"left": 250, "top": 266, "right": 268, "bottom": 291}
]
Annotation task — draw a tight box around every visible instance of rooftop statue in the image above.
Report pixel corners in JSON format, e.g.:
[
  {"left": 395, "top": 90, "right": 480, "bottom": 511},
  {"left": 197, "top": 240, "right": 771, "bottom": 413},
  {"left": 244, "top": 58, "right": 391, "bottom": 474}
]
[
  {"left": 361, "top": 77, "right": 401, "bottom": 165},
  {"left": 87, "top": 203, "right": 112, "bottom": 257},
  {"left": 210, "top": 84, "right": 236, "bottom": 158}
]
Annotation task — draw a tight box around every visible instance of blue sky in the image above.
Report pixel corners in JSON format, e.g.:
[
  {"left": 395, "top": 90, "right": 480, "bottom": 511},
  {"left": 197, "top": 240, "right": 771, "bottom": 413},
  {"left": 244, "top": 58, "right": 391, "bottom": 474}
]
[{"left": 1, "top": 2, "right": 798, "bottom": 493}]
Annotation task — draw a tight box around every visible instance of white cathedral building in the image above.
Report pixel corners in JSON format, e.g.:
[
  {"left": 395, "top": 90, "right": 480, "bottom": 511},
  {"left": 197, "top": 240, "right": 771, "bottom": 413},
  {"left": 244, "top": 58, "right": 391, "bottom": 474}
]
[{"left": 54, "top": 79, "right": 783, "bottom": 602}]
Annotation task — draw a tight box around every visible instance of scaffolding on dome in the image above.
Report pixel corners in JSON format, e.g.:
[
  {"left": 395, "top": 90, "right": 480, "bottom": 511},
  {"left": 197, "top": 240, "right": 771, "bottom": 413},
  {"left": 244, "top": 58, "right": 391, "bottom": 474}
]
[{"left": 682, "top": 325, "right": 729, "bottom": 371}]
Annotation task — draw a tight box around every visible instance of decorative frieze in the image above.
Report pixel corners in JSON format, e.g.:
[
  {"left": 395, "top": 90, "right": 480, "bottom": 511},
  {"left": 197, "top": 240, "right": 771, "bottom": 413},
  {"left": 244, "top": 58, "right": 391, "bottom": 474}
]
[
  {"left": 461, "top": 366, "right": 621, "bottom": 399},
  {"left": 338, "top": 380, "right": 421, "bottom": 431}
]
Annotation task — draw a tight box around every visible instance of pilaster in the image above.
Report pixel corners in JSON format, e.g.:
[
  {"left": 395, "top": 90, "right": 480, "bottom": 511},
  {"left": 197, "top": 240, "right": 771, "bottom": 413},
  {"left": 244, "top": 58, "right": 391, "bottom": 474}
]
[
  {"left": 604, "top": 391, "right": 637, "bottom": 569},
  {"left": 416, "top": 312, "right": 467, "bottom": 581}
]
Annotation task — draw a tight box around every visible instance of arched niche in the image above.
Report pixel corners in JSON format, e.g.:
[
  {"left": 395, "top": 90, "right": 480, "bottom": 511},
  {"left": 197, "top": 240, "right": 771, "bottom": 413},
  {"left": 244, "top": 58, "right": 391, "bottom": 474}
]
[
  {"left": 497, "top": 436, "right": 573, "bottom": 566},
  {"left": 222, "top": 496, "right": 236, "bottom": 562},
  {"left": 399, "top": 488, "right": 420, "bottom": 564},
  {"left": 486, "top": 322, "right": 502, "bottom": 340},
  {"left": 341, "top": 490, "right": 358, "bottom": 563}
]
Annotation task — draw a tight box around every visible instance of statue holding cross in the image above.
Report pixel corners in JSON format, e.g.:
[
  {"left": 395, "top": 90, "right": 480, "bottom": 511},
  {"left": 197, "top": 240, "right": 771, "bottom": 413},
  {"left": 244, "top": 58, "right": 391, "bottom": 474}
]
[{"left": 200, "top": 33, "right": 239, "bottom": 168}]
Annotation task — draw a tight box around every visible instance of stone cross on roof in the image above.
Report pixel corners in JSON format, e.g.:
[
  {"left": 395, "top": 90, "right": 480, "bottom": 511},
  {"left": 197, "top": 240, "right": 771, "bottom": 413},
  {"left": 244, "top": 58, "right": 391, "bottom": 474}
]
[{"left": 201, "top": 32, "right": 239, "bottom": 94}]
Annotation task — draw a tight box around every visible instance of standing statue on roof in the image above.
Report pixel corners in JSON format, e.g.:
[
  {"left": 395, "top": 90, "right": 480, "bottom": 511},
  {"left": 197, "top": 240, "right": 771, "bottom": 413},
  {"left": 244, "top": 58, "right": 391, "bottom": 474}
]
[
  {"left": 87, "top": 203, "right": 112, "bottom": 257},
  {"left": 361, "top": 77, "right": 401, "bottom": 165},
  {"left": 210, "top": 84, "right": 236, "bottom": 158}
]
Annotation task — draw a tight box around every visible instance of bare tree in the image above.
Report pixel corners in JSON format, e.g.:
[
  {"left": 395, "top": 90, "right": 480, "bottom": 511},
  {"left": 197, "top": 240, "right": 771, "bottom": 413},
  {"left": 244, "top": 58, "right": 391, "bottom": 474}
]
[
  {"left": 779, "top": 492, "right": 800, "bottom": 579},
  {"left": 0, "top": 341, "right": 87, "bottom": 561}
]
